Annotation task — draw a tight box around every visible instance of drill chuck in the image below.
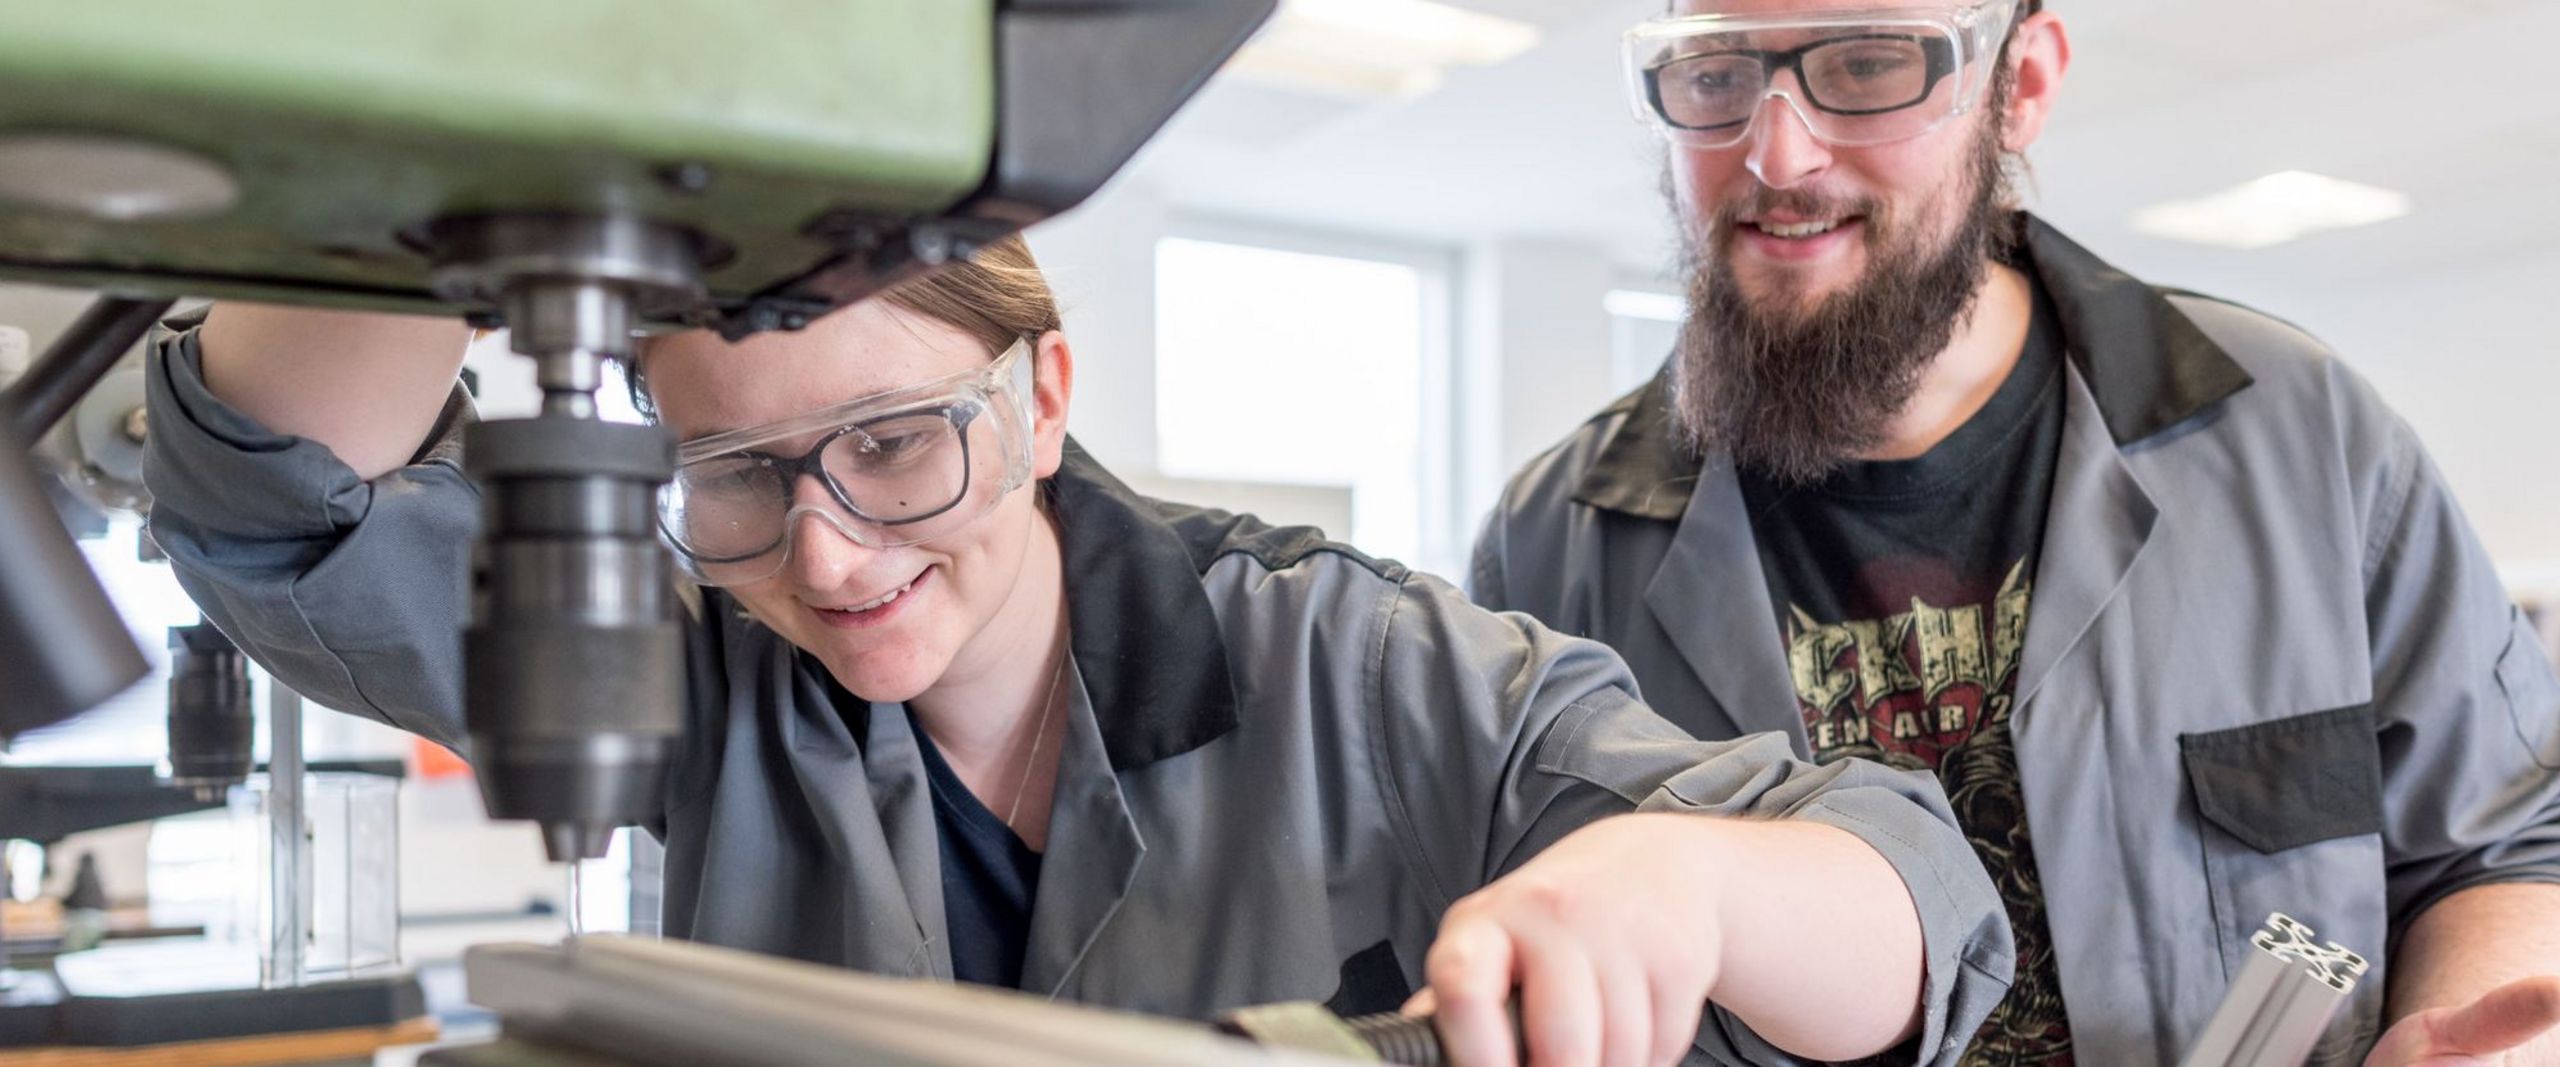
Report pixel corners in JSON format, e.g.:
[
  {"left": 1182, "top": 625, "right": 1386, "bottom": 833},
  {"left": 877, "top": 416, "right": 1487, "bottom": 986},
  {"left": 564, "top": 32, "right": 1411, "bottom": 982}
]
[
  {"left": 430, "top": 216, "right": 707, "bottom": 863},
  {"left": 463, "top": 416, "right": 684, "bottom": 862}
]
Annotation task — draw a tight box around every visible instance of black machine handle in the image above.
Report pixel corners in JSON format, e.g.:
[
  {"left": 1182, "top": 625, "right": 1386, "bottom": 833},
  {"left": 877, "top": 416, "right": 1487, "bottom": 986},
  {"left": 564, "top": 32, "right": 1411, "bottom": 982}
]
[
  {"left": 1220, "top": 1001, "right": 1526, "bottom": 1066},
  {"left": 1335, "top": 1012, "right": 1456, "bottom": 1066},
  {"left": 0, "top": 296, "right": 172, "bottom": 738}
]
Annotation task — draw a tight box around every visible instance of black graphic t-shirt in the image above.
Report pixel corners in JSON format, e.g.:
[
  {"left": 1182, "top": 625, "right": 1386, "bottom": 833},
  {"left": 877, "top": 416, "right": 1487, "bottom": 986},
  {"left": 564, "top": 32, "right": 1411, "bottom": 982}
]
[{"left": 1738, "top": 284, "right": 2074, "bottom": 1065}]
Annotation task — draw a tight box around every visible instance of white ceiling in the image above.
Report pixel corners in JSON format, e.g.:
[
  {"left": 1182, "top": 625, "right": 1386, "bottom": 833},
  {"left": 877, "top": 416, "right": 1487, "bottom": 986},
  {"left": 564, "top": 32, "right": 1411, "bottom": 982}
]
[{"left": 1123, "top": 0, "right": 2560, "bottom": 296}]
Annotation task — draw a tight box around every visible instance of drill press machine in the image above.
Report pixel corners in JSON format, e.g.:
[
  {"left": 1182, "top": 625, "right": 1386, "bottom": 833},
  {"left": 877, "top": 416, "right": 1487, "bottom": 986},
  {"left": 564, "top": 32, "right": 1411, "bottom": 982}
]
[{"left": 0, "top": 0, "right": 1274, "bottom": 863}]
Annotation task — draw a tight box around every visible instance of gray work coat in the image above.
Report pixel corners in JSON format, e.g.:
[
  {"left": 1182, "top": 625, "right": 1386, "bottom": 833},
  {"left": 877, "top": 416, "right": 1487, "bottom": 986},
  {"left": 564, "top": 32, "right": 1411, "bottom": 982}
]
[
  {"left": 1470, "top": 215, "right": 2560, "bottom": 1065},
  {"left": 140, "top": 317, "right": 2012, "bottom": 1065}
]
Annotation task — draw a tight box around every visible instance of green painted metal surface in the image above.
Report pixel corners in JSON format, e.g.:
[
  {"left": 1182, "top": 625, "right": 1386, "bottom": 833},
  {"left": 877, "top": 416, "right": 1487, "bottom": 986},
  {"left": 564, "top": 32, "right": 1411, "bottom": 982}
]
[{"left": 0, "top": 1, "right": 995, "bottom": 310}]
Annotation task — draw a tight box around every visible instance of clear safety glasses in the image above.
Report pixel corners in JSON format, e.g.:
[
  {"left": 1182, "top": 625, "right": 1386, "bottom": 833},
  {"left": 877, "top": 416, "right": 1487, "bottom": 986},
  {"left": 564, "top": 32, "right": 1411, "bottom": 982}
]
[
  {"left": 1623, "top": 0, "right": 2020, "bottom": 149},
  {"left": 657, "top": 337, "right": 1037, "bottom": 586}
]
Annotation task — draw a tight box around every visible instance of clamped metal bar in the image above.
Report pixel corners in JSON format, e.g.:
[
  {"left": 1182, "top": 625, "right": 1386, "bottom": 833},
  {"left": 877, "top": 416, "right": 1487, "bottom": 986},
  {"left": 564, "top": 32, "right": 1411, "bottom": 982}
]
[
  {"left": 2181, "top": 912, "right": 2371, "bottom": 1067},
  {"left": 424, "top": 937, "right": 1342, "bottom": 1066}
]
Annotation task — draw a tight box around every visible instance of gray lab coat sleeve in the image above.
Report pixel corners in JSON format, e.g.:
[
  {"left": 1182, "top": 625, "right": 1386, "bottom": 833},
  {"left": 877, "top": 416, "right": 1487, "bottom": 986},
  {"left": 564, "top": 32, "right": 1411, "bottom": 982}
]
[
  {"left": 2348, "top": 381, "right": 2560, "bottom": 936},
  {"left": 1369, "top": 570, "right": 2012, "bottom": 1065},
  {"left": 140, "top": 312, "right": 478, "bottom": 751}
]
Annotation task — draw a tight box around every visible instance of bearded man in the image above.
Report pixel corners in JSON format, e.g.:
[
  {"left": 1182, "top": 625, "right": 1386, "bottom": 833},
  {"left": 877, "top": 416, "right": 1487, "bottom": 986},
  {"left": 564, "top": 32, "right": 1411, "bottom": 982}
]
[{"left": 1468, "top": 1, "right": 2560, "bottom": 1063}]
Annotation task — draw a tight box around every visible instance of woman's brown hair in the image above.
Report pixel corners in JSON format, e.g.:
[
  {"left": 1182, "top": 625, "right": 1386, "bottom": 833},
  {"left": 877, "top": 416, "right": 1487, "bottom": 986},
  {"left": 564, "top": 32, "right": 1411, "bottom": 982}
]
[
  {"left": 628, "top": 234, "right": 1062, "bottom": 419},
  {"left": 876, "top": 234, "right": 1063, "bottom": 356}
]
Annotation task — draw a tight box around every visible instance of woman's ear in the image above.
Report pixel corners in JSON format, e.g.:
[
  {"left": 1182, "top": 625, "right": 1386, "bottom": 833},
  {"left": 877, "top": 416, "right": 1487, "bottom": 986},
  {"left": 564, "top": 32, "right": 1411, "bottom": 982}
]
[{"left": 1030, "top": 329, "right": 1075, "bottom": 479}]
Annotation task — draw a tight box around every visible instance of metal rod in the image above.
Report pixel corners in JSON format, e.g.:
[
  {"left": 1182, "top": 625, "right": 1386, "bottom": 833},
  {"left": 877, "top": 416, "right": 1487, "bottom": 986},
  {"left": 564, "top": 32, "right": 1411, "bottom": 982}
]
[
  {"left": 2181, "top": 913, "right": 2369, "bottom": 1067},
  {"left": 266, "top": 672, "right": 308, "bottom": 988},
  {"left": 628, "top": 829, "right": 664, "bottom": 938},
  {"left": 1, "top": 296, "right": 172, "bottom": 443}
]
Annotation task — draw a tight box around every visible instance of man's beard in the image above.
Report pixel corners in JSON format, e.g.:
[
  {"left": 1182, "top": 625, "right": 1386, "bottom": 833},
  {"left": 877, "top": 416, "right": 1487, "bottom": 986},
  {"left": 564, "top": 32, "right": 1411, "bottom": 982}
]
[{"left": 1668, "top": 111, "right": 2016, "bottom": 486}]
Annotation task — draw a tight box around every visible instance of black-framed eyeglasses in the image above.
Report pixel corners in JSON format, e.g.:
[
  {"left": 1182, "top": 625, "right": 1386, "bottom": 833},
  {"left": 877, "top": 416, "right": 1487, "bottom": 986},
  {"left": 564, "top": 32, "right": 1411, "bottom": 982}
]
[
  {"left": 655, "top": 334, "right": 1040, "bottom": 586},
  {"left": 1644, "top": 33, "right": 1959, "bottom": 133},
  {"left": 663, "top": 402, "right": 985, "bottom": 565}
]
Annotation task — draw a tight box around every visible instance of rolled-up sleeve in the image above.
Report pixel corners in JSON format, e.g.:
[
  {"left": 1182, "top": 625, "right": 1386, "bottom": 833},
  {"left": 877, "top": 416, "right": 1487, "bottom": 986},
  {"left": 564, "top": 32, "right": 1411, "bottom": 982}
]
[
  {"left": 2359, "top": 407, "right": 2560, "bottom": 936},
  {"left": 142, "top": 311, "right": 478, "bottom": 749},
  {"left": 1370, "top": 570, "right": 2012, "bottom": 1065}
]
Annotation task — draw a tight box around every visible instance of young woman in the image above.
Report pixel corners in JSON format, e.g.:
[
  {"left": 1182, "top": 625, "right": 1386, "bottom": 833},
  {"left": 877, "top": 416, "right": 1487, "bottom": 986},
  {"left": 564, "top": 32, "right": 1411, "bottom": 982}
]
[{"left": 143, "top": 238, "right": 2007, "bottom": 1067}]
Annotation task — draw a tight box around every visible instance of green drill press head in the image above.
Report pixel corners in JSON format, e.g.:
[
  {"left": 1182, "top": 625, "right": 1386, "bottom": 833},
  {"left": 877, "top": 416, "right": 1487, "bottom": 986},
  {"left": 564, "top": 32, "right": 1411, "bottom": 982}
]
[
  {"left": 0, "top": 0, "right": 1272, "bottom": 336},
  {"left": 0, "top": 0, "right": 1274, "bottom": 850}
]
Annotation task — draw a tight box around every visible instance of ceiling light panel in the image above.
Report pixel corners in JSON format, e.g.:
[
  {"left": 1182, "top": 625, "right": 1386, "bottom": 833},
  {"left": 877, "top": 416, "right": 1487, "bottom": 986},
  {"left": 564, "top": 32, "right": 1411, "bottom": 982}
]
[
  {"left": 1224, "top": 0, "right": 1541, "bottom": 100},
  {"left": 2131, "top": 171, "right": 2413, "bottom": 250}
]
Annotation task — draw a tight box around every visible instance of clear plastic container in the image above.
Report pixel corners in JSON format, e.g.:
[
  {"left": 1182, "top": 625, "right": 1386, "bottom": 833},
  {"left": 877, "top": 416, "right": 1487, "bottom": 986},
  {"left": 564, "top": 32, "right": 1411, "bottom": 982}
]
[{"left": 224, "top": 771, "right": 400, "bottom": 983}]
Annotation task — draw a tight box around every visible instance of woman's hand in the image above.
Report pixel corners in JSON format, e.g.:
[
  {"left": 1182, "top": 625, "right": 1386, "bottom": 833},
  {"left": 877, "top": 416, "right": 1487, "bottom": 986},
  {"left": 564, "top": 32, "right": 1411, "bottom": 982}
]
[
  {"left": 1412, "top": 812, "right": 1926, "bottom": 1067},
  {"left": 1415, "top": 813, "right": 1724, "bottom": 1067}
]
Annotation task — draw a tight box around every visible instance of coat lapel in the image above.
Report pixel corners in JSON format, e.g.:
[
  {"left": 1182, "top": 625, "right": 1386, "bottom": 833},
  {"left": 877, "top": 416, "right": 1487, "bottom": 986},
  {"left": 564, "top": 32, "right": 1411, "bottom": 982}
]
[
  {"left": 1018, "top": 666, "right": 1146, "bottom": 997},
  {"left": 2013, "top": 365, "right": 2161, "bottom": 714},
  {"left": 1643, "top": 456, "right": 1811, "bottom": 749},
  {"left": 779, "top": 659, "right": 937, "bottom": 977},
  {"left": 855, "top": 703, "right": 953, "bottom": 979}
]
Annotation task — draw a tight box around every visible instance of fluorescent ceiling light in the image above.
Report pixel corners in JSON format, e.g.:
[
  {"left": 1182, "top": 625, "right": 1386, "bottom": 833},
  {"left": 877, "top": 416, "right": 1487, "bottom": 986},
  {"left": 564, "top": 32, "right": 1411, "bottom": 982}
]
[
  {"left": 1225, "top": 0, "right": 1542, "bottom": 100},
  {"left": 2130, "top": 171, "right": 2413, "bottom": 250}
]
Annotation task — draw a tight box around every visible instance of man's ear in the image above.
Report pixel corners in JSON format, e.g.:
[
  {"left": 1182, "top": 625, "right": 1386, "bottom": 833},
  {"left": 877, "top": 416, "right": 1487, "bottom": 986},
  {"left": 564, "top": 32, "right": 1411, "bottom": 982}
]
[
  {"left": 1029, "top": 329, "right": 1075, "bottom": 479},
  {"left": 2000, "top": 12, "right": 2071, "bottom": 153}
]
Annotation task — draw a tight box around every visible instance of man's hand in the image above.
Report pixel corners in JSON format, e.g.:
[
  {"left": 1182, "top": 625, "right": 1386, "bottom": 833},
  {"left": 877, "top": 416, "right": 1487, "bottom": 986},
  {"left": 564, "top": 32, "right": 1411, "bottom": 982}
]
[
  {"left": 1414, "top": 813, "right": 1722, "bottom": 1067},
  {"left": 2366, "top": 976, "right": 2560, "bottom": 1067},
  {"left": 2381, "top": 884, "right": 2560, "bottom": 1066},
  {"left": 1408, "top": 812, "right": 1928, "bottom": 1067}
]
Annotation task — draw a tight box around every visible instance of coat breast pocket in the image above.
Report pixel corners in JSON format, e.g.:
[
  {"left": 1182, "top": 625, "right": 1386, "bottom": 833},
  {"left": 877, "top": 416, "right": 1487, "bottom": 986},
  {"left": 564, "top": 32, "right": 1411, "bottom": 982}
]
[{"left": 2180, "top": 705, "right": 2388, "bottom": 1064}]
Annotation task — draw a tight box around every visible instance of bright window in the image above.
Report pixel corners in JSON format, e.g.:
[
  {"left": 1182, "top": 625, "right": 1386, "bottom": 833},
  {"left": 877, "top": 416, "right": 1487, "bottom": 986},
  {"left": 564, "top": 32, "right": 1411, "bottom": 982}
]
[{"left": 1154, "top": 235, "right": 1449, "bottom": 567}]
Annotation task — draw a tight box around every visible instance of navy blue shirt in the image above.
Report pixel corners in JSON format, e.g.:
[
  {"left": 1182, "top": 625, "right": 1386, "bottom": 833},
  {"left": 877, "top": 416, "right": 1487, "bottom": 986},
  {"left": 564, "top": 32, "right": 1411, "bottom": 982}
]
[{"left": 907, "top": 708, "right": 1043, "bottom": 990}]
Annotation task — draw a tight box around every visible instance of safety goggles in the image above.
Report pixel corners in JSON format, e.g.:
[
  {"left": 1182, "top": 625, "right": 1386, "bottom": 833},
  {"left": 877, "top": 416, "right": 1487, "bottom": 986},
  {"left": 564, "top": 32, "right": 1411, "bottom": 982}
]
[
  {"left": 657, "top": 337, "right": 1037, "bottom": 586},
  {"left": 1623, "top": 0, "right": 2019, "bottom": 149}
]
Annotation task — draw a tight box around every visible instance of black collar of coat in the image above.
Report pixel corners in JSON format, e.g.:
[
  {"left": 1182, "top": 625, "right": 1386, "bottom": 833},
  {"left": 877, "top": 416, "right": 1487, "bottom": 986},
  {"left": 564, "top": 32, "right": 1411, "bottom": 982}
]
[
  {"left": 1039, "top": 438, "right": 1243, "bottom": 771},
  {"left": 1573, "top": 212, "right": 2256, "bottom": 520}
]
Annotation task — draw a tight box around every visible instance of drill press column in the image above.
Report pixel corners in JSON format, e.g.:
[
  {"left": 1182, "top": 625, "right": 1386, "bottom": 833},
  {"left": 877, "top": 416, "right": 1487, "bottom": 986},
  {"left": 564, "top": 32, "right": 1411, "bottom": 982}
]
[{"left": 427, "top": 215, "right": 705, "bottom": 862}]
